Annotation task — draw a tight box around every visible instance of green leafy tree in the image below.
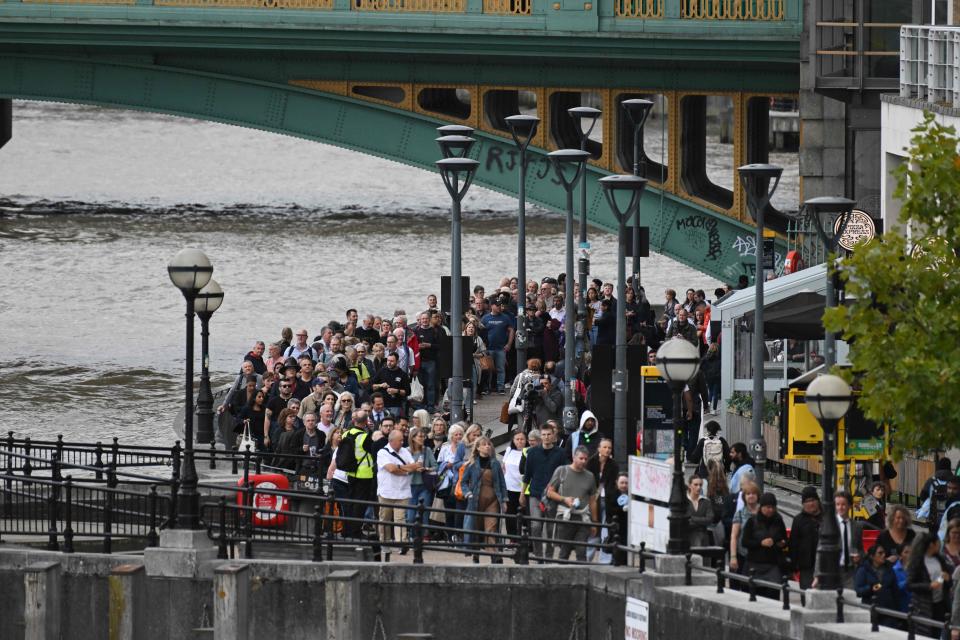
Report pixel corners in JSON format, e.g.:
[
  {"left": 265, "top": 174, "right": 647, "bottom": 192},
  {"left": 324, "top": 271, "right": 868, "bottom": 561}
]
[{"left": 824, "top": 113, "right": 960, "bottom": 456}]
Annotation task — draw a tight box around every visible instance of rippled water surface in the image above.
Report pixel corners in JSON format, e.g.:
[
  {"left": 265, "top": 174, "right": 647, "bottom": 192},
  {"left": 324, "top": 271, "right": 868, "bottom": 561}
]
[{"left": 0, "top": 101, "right": 734, "bottom": 446}]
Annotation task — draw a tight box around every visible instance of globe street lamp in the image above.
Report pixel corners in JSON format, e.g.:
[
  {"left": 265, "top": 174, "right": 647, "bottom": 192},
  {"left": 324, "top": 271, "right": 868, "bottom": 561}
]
[
  {"left": 505, "top": 114, "right": 540, "bottom": 373},
  {"left": 168, "top": 248, "right": 213, "bottom": 529},
  {"left": 549, "top": 149, "right": 591, "bottom": 434},
  {"left": 806, "top": 373, "right": 853, "bottom": 591},
  {"left": 195, "top": 279, "right": 224, "bottom": 446},
  {"left": 600, "top": 174, "right": 648, "bottom": 465},
  {"left": 803, "top": 196, "right": 855, "bottom": 368},
  {"left": 436, "top": 148, "right": 479, "bottom": 426},
  {"left": 621, "top": 99, "right": 654, "bottom": 296},
  {"left": 656, "top": 337, "right": 701, "bottom": 555},
  {"left": 568, "top": 106, "right": 601, "bottom": 357},
  {"left": 737, "top": 163, "right": 783, "bottom": 490}
]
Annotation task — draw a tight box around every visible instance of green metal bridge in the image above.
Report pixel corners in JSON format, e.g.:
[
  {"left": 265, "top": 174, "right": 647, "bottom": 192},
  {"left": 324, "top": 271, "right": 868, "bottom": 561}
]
[{"left": 0, "top": 0, "right": 802, "bottom": 280}]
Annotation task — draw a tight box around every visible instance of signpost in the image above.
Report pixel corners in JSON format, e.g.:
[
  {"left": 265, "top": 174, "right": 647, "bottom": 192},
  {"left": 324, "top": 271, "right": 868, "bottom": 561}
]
[
  {"left": 639, "top": 366, "right": 673, "bottom": 458},
  {"left": 628, "top": 455, "right": 671, "bottom": 552}
]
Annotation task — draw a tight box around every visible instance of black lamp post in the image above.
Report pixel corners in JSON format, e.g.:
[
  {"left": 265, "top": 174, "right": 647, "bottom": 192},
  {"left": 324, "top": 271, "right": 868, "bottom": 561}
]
[
  {"left": 737, "top": 163, "right": 783, "bottom": 490},
  {"left": 803, "top": 196, "right": 855, "bottom": 368},
  {"left": 806, "top": 373, "right": 853, "bottom": 590},
  {"left": 548, "top": 149, "right": 591, "bottom": 435},
  {"left": 568, "top": 106, "right": 601, "bottom": 355},
  {"left": 195, "top": 278, "right": 224, "bottom": 446},
  {"left": 655, "top": 337, "right": 701, "bottom": 555},
  {"left": 621, "top": 99, "right": 654, "bottom": 296},
  {"left": 505, "top": 114, "right": 540, "bottom": 374},
  {"left": 168, "top": 248, "right": 213, "bottom": 529},
  {"left": 600, "top": 174, "right": 648, "bottom": 466},
  {"left": 436, "top": 140, "right": 479, "bottom": 426}
]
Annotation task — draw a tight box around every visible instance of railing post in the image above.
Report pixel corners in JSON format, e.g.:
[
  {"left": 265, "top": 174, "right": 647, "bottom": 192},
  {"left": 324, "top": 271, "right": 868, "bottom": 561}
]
[
  {"left": 168, "top": 479, "right": 179, "bottom": 529},
  {"left": 111, "top": 437, "right": 120, "bottom": 468},
  {"left": 242, "top": 448, "right": 251, "bottom": 488},
  {"left": 243, "top": 481, "right": 254, "bottom": 559},
  {"left": 906, "top": 603, "right": 915, "bottom": 640},
  {"left": 147, "top": 485, "right": 159, "bottom": 547},
  {"left": 515, "top": 510, "right": 530, "bottom": 566},
  {"left": 607, "top": 521, "right": 621, "bottom": 566},
  {"left": 103, "top": 464, "right": 116, "bottom": 554},
  {"left": 95, "top": 441, "right": 105, "bottom": 481},
  {"left": 716, "top": 566, "right": 724, "bottom": 593},
  {"left": 63, "top": 476, "right": 74, "bottom": 553},
  {"left": 230, "top": 444, "right": 239, "bottom": 475},
  {"left": 835, "top": 587, "right": 844, "bottom": 624},
  {"left": 254, "top": 453, "right": 262, "bottom": 475},
  {"left": 781, "top": 575, "right": 790, "bottom": 610},
  {"left": 413, "top": 502, "right": 425, "bottom": 565},
  {"left": 869, "top": 604, "right": 878, "bottom": 632},
  {"left": 313, "top": 505, "right": 324, "bottom": 562},
  {"left": 325, "top": 493, "right": 335, "bottom": 562},
  {"left": 748, "top": 569, "right": 757, "bottom": 602},
  {"left": 22, "top": 437, "right": 32, "bottom": 477},
  {"left": 3, "top": 432, "right": 13, "bottom": 517},
  {"left": 171, "top": 441, "right": 182, "bottom": 485},
  {"left": 639, "top": 541, "right": 646, "bottom": 573},
  {"left": 684, "top": 552, "right": 693, "bottom": 586},
  {"left": 217, "top": 496, "right": 229, "bottom": 560},
  {"left": 55, "top": 435, "right": 64, "bottom": 473},
  {"left": 47, "top": 484, "right": 60, "bottom": 551},
  {"left": 209, "top": 440, "right": 217, "bottom": 471}
]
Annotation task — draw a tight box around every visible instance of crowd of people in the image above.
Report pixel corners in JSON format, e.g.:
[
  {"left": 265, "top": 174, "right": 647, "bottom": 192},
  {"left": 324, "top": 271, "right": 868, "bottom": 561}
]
[{"left": 216, "top": 271, "right": 731, "bottom": 561}]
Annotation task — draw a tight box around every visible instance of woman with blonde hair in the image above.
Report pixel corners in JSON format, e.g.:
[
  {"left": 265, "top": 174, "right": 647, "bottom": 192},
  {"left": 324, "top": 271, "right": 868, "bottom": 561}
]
[
  {"left": 406, "top": 426, "right": 438, "bottom": 537},
  {"left": 437, "top": 423, "right": 465, "bottom": 538},
  {"left": 411, "top": 408, "right": 431, "bottom": 432},
  {"left": 461, "top": 436, "right": 507, "bottom": 560},
  {"left": 333, "top": 392, "right": 355, "bottom": 429}
]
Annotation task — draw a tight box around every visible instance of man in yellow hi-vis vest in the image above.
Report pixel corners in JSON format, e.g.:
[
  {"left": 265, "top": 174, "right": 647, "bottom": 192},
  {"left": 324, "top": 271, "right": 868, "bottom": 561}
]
[{"left": 343, "top": 409, "right": 375, "bottom": 539}]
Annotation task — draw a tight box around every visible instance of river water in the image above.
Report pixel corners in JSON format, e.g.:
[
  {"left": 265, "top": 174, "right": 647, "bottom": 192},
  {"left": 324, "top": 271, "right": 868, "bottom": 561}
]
[{"left": 0, "top": 100, "right": 751, "bottom": 446}]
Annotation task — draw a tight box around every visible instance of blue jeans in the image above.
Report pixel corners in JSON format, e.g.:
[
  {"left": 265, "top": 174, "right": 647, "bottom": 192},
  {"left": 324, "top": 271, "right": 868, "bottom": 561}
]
[
  {"left": 490, "top": 348, "right": 506, "bottom": 392},
  {"left": 407, "top": 484, "right": 433, "bottom": 536},
  {"left": 420, "top": 360, "right": 437, "bottom": 411}
]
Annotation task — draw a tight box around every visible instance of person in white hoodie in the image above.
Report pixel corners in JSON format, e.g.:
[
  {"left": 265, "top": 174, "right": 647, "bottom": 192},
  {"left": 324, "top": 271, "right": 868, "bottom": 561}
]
[{"left": 563, "top": 410, "right": 600, "bottom": 461}]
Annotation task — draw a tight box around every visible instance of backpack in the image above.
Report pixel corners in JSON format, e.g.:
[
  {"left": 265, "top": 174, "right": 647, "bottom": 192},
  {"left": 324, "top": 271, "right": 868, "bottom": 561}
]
[
  {"left": 454, "top": 464, "right": 468, "bottom": 501},
  {"left": 335, "top": 429, "right": 363, "bottom": 474},
  {"left": 702, "top": 436, "right": 724, "bottom": 467},
  {"left": 917, "top": 477, "right": 948, "bottom": 520}
]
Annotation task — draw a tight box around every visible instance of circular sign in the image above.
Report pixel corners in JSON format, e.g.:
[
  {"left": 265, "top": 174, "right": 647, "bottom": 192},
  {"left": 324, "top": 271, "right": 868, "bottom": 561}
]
[{"left": 835, "top": 209, "right": 876, "bottom": 251}]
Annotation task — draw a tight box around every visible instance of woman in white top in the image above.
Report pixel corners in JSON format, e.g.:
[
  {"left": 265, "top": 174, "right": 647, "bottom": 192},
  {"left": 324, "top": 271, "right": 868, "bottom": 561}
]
[
  {"left": 437, "top": 424, "right": 464, "bottom": 539},
  {"left": 501, "top": 430, "right": 527, "bottom": 538}
]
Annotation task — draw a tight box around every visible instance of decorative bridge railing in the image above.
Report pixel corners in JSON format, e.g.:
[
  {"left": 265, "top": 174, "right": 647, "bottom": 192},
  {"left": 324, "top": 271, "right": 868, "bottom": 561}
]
[{"left": 8, "top": 0, "right": 796, "bottom": 22}]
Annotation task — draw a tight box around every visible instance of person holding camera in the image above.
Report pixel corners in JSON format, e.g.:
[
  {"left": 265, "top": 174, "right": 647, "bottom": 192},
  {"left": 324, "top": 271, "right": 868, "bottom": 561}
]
[{"left": 534, "top": 373, "right": 563, "bottom": 426}]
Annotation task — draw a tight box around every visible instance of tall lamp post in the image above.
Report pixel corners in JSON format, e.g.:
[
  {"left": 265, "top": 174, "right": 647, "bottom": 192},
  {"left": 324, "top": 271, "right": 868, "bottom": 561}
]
[
  {"left": 436, "top": 141, "right": 479, "bottom": 426},
  {"left": 737, "top": 163, "right": 783, "bottom": 490},
  {"left": 568, "top": 106, "right": 601, "bottom": 355},
  {"left": 803, "top": 197, "right": 855, "bottom": 368},
  {"left": 548, "top": 149, "right": 591, "bottom": 434},
  {"left": 600, "top": 174, "right": 648, "bottom": 465},
  {"left": 655, "top": 337, "right": 701, "bottom": 555},
  {"left": 621, "top": 99, "right": 654, "bottom": 296},
  {"left": 195, "top": 279, "right": 224, "bottom": 446},
  {"left": 505, "top": 114, "right": 540, "bottom": 373},
  {"left": 168, "top": 248, "right": 213, "bottom": 529},
  {"left": 806, "top": 373, "right": 853, "bottom": 590}
]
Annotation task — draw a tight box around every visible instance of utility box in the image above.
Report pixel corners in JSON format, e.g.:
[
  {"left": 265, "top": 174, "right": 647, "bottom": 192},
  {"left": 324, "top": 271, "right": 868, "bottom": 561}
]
[{"left": 778, "top": 387, "right": 889, "bottom": 461}]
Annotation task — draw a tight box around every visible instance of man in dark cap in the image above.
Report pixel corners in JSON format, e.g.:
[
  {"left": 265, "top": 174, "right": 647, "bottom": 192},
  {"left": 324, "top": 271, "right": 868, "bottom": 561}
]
[{"left": 789, "top": 486, "right": 823, "bottom": 589}]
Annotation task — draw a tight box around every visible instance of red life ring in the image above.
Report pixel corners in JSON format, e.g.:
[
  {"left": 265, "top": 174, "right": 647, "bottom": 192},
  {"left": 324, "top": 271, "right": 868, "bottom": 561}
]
[
  {"left": 236, "top": 473, "right": 290, "bottom": 528},
  {"left": 784, "top": 250, "right": 804, "bottom": 274}
]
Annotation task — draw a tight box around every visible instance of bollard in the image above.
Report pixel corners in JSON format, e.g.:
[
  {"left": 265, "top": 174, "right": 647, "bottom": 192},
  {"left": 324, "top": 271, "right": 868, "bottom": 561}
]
[
  {"left": 870, "top": 604, "right": 878, "bottom": 632},
  {"left": 835, "top": 587, "right": 844, "bottom": 623},
  {"left": 684, "top": 552, "right": 692, "bottom": 586},
  {"left": 108, "top": 563, "right": 145, "bottom": 640},
  {"left": 325, "top": 570, "right": 361, "bottom": 640},
  {"left": 781, "top": 575, "right": 790, "bottom": 610},
  {"left": 716, "top": 566, "right": 724, "bottom": 594},
  {"left": 906, "top": 603, "right": 915, "bottom": 640},
  {"left": 214, "top": 563, "right": 250, "bottom": 640},
  {"left": 24, "top": 561, "right": 61, "bottom": 640},
  {"left": 747, "top": 569, "right": 757, "bottom": 602},
  {"left": 209, "top": 441, "right": 217, "bottom": 470},
  {"left": 515, "top": 510, "right": 530, "bottom": 566}
]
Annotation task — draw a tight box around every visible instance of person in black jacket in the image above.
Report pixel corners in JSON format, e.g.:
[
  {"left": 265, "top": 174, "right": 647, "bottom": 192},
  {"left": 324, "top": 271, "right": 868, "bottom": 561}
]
[
  {"left": 789, "top": 486, "right": 823, "bottom": 589},
  {"left": 854, "top": 543, "right": 904, "bottom": 627},
  {"left": 907, "top": 532, "right": 952, "bottom": 637},
  {"left": 742, "top": 492, "right": 788, "bottom": 599}
]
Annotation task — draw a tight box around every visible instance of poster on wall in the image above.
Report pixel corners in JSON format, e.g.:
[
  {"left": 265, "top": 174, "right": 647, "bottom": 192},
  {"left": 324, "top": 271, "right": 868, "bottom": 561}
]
[{"left": 625, "top": 596, "right": 649, "bottom": 640}]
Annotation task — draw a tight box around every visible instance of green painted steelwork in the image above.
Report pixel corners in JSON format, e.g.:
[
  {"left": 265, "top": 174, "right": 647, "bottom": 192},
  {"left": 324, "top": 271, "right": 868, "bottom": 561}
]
[{"left": 0, "top": 54, "right": 783, "bottom": 281}]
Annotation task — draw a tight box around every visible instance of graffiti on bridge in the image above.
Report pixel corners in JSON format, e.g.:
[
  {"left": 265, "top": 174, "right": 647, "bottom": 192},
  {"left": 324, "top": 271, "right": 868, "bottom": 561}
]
[
  {"left": 485, "top": 145, "right": 561, "bottom": 186},
  {"left": 675, "top": 215, "right": 722, "bottom": 261}
]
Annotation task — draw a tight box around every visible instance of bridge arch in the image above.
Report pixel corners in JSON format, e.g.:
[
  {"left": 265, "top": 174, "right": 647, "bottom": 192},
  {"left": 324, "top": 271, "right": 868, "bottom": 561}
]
[{"left": 0, "top": 54, "right": 774, "bottom": 282}]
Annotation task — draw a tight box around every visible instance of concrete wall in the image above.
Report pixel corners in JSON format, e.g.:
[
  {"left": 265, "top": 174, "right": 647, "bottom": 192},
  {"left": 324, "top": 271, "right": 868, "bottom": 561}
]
[{"left": 0, "top": 547, "right": 916, "bottom": 640}]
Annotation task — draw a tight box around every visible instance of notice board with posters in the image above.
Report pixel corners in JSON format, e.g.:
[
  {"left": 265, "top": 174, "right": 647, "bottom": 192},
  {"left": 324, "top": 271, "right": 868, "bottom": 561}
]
[
  {"left": 628, "top": 455, "right": 671, "bottom": 552},
  {"left": 640, "top": 366, "right": 673, "bottom": 459},
  {"left": 625, "top": 597, "right": 649, "bottom": 640}
]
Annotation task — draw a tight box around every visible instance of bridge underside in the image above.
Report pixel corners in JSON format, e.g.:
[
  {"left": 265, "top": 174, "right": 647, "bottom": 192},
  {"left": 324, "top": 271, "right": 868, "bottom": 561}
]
[{"left": 0, "top": 47, "right": 795, "bottom": 281}]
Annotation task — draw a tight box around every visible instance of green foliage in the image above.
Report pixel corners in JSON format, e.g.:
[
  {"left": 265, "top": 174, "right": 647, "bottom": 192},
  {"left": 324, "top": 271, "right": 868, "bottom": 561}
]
[
  {"left": 824, "top": 113, "right": 960, "bottom": 456},
  {"left": 726, "top": 391, "right": 779, "bottom": 424}
]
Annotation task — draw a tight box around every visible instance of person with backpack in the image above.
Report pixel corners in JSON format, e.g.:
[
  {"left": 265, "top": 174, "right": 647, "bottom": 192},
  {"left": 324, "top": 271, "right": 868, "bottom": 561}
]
[
  {"left": 690, "top": 420, "right": 730, "bottom": 479},
  {"left": 338, "top": 409, "right": 376, "bottom": 539}
]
